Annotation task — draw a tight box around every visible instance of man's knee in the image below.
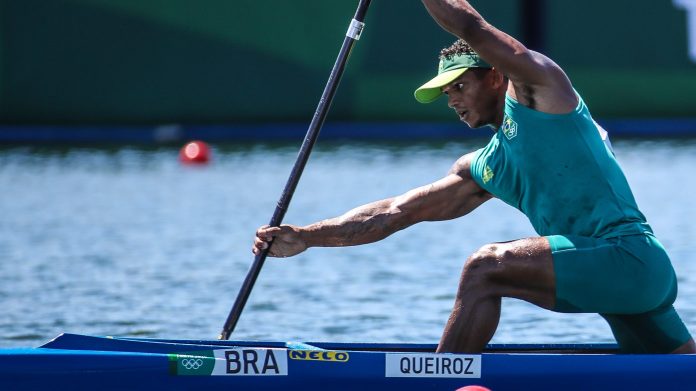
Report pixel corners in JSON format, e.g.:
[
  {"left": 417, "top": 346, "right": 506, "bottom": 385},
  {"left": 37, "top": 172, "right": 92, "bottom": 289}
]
[{"left": 461, "top": 244, "right": 505, "bottom": 287}]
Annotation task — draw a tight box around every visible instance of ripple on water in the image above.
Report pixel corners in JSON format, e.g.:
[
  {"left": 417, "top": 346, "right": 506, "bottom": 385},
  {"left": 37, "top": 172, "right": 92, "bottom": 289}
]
[
  {"left": 5, "top": 334, "right": 45, "bottom": 341},
  {"left": 322, "top": 325, "right": 351, "bottom": 335},
  {"left": 250, "top": 302, "right": 280, "bottom": 311}
]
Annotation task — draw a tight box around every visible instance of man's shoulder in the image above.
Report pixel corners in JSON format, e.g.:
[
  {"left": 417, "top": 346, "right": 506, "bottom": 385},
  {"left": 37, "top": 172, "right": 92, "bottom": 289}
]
[
  {"left": 448, "top": 151, "right": 480, "bottom": 179},
  {"left": 507, "top": 51, "right": 578, "bottom": 114}
]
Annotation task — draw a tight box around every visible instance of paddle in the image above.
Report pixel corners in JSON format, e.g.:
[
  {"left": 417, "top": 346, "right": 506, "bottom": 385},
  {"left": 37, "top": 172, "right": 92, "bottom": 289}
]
[{"left": 218, "top": 0, "right": 372, "bottom": 340}]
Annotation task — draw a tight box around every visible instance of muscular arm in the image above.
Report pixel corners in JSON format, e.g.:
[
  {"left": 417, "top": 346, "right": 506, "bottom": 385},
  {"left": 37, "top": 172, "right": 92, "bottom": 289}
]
[
  {"left": 421, "top": 0, "right": 577, "bottom": 113},
  {"left": 302, "top": 153, "right": 490, "bottom": 247},
  {"left": 254, "top": 153, "right": 491, "bottom": 256}
]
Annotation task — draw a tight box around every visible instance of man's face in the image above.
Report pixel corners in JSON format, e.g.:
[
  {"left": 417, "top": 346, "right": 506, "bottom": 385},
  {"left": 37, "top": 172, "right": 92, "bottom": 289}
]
[{"left": 441, "top": 69, "right": 499, "bottom": 129}]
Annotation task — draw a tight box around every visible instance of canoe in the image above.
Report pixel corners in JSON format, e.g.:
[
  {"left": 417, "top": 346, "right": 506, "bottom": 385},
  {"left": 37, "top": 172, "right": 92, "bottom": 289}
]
[{"left": 0, "top": 333, "right": 694, "bottom": 390}]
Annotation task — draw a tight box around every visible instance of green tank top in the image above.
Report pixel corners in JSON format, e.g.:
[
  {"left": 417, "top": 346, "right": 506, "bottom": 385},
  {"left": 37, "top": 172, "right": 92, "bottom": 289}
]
[{"left": 470, "top": 93, "right": 652, "bottom": 238}]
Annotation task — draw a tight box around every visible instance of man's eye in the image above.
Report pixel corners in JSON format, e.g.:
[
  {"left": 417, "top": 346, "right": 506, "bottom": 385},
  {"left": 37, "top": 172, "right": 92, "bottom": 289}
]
[{"left": 455, "top": 83, "right": 464, "bottom": 90}]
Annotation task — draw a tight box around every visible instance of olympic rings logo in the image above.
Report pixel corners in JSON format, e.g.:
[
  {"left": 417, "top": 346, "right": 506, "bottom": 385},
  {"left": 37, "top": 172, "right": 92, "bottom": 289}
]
[{"left": 181, "top": 358, "right": 204, "bottom": 370}]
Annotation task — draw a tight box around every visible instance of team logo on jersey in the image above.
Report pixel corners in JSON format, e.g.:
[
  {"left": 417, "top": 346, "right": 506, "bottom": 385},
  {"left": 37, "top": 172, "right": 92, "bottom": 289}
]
[
  {"left": 502, "top": 115, "right": 518, "bottom": 140},
  {"left": 482, "top": 165, "right": 494, "bottom": 184}
]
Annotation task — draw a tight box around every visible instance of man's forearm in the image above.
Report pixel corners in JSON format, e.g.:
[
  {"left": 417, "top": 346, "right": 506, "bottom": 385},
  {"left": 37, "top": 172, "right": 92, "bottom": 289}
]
[
  {"left": 421, "top": 0, "right": 486, "bottom": 41},
  {"left": 299, "top": 198, "right": 408, "bottom": 248}
]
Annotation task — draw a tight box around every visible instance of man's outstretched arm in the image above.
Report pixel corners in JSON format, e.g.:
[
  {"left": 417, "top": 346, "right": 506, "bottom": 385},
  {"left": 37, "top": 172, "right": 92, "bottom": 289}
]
[
  {"left": 253, "top": 153, "right": 491, "bottom": 257},
  {"left": 421, "top": 0, "right": 577, "bottom": 113}
]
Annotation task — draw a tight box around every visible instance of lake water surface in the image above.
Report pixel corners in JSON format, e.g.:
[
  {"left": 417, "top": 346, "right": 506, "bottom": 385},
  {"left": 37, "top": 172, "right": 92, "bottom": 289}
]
[{"left": 1, "top": 138, "right": 695, "bottom": 348}]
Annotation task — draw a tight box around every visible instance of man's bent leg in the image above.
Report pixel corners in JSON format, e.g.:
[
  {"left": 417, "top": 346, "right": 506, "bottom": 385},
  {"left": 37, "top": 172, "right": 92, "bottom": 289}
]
[
  {"left": 550, "top": 233, "right": 693, "bottom": 353},
  {"left": 602, "top": 305, "right": 695, "bottom": 354},
  {"left": 437, "top": 237, "right": 555, "bottom": 353}
]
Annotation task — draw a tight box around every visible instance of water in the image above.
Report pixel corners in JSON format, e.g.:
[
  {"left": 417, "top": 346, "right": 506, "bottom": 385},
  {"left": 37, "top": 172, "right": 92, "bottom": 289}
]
[{"left": 1, "top": 138, "right": 695, "bottom": 348}]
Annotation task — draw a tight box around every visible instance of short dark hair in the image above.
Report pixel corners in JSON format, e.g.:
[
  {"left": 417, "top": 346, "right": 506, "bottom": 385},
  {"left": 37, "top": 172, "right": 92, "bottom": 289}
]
[
  {"left": 439, "top": 39, "right": 492, "bottom": 80},
  {"left": 439, "top": 39, "right": 477, "bottom": 61}
]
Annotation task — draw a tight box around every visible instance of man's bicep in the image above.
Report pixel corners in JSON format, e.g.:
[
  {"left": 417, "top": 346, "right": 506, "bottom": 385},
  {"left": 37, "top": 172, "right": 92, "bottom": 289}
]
[
  {"left": 474, "top": 34, "right": 577, "bottom": 112},
  {"left": 456, "top": 20, "right": 575, "bottom": 103},
  {"left": 395, "top": 154, "right": 491, "bottom": 222},
  {"left": 461, "top": 22, "right": 544, "bottom": 82},
  {"left": 476, "top": 32, "right": 571, "bottom": 91},
  {"left": 419, "top": 174, "right": 490, "bottom": 222}
]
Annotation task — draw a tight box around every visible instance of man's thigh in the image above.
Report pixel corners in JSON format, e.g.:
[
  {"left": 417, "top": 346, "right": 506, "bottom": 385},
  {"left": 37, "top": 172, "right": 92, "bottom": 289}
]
[
  {"left": 492, "top": 233, "right": 691, "bottom": 353},
  {"left": 547, "top": 234, "right": 676, "bottom": 314},
  {"left": 547, "top": 233, "right": 693, "bottom": 353}
]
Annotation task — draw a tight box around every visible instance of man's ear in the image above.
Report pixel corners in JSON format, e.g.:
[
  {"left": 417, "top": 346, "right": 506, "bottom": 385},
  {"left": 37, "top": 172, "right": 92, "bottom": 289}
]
[{"left": 489, "top": 67, "right": 506, "bottom": 88}]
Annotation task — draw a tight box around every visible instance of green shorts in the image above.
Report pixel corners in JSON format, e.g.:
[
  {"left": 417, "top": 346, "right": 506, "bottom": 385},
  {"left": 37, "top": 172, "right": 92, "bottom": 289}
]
[{"left": 547, "top": 232, "right": 692, "bottom": 353}]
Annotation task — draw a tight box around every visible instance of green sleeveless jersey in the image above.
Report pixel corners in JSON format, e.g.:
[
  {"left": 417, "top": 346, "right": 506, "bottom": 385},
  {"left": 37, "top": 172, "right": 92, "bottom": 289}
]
[{"left": 470, "top": 94, "right": 652, "bottom": 238}]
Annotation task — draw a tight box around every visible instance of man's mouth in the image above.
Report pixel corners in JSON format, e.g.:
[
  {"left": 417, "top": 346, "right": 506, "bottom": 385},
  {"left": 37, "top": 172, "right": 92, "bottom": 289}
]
[{"left": 457, "top": 110, "right": 468, "bottom": 120}]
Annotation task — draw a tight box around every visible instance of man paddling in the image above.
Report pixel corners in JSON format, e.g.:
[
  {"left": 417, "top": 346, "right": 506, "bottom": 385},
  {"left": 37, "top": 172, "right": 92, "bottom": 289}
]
[{"left": 254, "top": 0, "right": 695, "bottom": 354}]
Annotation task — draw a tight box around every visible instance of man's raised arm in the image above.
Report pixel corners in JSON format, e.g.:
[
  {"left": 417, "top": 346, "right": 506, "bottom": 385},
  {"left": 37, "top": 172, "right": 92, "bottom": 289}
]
[{"left": 421, "top": 0, "right": 577, "bottom": 113}]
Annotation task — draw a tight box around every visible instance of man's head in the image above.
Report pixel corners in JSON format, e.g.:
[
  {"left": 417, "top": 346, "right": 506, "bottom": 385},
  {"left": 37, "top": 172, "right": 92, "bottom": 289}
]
[{"left": 414, "top": 40, "right": 507, "bottom": 129}]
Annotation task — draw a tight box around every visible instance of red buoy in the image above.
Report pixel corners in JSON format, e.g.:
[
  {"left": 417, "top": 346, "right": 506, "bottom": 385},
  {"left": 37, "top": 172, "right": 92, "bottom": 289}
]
[
  {"left": 456, "top": 386, "right": 492, "bottom": 391},
  {"left": 179, "top": 141, "right": 211, "bottom": 164}
]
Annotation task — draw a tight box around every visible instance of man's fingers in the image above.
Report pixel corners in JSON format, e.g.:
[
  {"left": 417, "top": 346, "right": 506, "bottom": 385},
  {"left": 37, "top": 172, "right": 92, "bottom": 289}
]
[
  {"left": 253, "top": 225, "right": 297, "bottom": 257},
  {"left": 251, "top": 238, "right": 270, "bottom": 255},
  {"left": 253, "top": 237, "right": 269, "bottom": 249},
  {"left": 256, "top": 225, "right": 270, "bottom": 239},
  {"left": 256, "top": 225, "right": 282, "bottom": 241}
]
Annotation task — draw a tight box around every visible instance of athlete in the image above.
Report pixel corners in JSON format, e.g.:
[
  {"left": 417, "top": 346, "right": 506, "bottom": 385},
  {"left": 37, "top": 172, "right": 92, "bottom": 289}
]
[{"left": 253, "top": 0, "right": 695, "bottom": 354}]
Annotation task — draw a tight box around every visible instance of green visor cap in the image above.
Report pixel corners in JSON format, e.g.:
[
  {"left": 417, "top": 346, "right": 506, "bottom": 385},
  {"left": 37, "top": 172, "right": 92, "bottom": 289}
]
[{"left": 414, "top": 53, "right": 491, "bottom": 103}]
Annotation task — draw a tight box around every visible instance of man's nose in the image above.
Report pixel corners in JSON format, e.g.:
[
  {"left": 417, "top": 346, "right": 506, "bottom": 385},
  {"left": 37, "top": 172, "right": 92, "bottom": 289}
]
[{"left": 447, "top": 93, "right": 458, "bottom": 108}]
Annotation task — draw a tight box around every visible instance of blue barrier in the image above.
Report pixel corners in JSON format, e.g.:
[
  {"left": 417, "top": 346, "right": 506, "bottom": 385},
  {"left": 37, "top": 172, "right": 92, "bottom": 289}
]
[{"left": 1, "top": 120, "right": 695, "bottom": 144}]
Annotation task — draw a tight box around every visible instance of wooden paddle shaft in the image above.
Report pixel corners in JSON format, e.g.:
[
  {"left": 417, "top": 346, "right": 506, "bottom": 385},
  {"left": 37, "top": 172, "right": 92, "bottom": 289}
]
[{"left": 219, "top": 0, "right": 372, "bottom": 340}]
